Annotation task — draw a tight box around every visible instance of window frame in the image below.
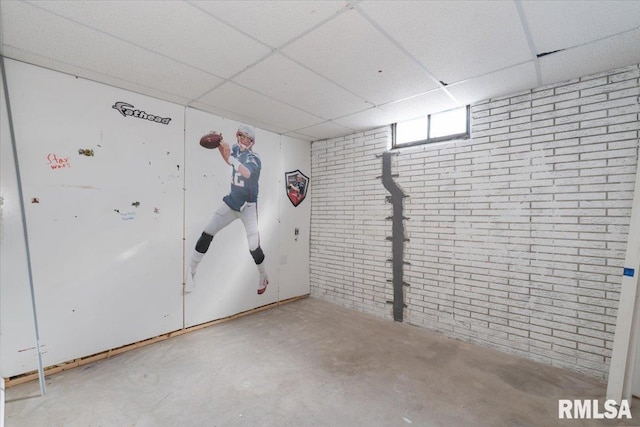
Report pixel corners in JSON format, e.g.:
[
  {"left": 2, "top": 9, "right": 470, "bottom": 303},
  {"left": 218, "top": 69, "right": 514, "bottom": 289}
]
[{"left": 392, "top": 105, "right": 470, "bottom": 149}]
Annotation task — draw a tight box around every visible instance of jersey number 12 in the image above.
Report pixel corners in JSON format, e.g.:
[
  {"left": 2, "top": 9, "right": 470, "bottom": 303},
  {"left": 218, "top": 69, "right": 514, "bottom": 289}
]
[{"left": 233, "top": 170, "right": 245, "bottom": 187}]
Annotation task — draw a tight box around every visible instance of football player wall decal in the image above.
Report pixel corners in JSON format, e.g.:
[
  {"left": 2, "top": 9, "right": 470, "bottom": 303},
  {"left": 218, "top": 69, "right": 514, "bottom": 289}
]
[{"left": 188, "top": 124, "right": 269, "bottom": 295}]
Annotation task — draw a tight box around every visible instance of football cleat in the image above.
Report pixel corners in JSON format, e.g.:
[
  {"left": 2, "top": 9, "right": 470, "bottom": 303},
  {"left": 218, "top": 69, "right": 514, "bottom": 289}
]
[
  {"left": 257, "top": 273, "right": 269, "bottom": 295},
  {"left": 184, "top": 267, "right": 196, "bottom": 294}
]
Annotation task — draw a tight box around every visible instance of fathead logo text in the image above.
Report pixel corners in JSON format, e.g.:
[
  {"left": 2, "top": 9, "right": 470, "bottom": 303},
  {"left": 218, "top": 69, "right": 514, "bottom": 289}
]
[
  {"left": 112, "top": 102, "right": 171, "bottom": 125},
  {"left": 559, "top": 399, "right": 631, "bottom": 419}
]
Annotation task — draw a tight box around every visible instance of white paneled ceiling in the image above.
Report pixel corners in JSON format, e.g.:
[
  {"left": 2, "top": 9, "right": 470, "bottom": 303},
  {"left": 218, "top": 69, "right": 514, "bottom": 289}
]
[{"left": 1, "top": 0, "right": 639, "bottom": 142}]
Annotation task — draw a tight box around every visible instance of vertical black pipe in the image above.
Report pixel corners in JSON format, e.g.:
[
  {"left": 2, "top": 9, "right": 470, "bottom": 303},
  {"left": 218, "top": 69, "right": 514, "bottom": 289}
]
[{"left": 381, "top": 152, "right": 406, "bottom": 322}]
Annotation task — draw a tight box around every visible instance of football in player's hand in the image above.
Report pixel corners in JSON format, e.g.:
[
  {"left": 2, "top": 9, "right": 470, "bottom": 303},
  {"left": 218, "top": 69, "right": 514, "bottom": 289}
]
[{"left": 200, "top": 132, "right": 222, "bottom": 149}]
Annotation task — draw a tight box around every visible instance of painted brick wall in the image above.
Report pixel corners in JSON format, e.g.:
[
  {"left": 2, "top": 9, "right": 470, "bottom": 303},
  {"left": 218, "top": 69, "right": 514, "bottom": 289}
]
[
  {"left": 310, "top": 130, "right": 393, "bottom": 313},
  {"left": 310, "top": 64, "right": 640, "bottom": 380}
]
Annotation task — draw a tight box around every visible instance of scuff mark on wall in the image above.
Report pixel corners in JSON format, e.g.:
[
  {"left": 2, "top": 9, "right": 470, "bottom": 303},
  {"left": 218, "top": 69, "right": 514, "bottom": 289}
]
[
  {"left": 0, "top": 196, "right": 3, "bottom": 240},
  {"left": 58, "top": 185, "right": 100, "bottom": 190}
]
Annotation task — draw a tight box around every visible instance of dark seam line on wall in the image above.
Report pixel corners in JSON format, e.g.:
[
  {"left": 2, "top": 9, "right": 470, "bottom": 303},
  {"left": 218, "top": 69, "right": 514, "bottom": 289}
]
[
  {"left": 381, "top": 151, "right": 407, "bottom": 322},
  {"left": 536, "top": 49, "right": 564, "bottom": 58}
]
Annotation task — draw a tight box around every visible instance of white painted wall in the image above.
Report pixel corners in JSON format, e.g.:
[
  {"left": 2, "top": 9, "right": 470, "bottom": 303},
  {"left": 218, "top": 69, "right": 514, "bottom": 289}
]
[
  {"left": 279, "top": 136, "right": 312, "bottom": 301},
  {"left": 1, "top": 59, "right": 311, "bottom": 378},
  {"left": 2, "top": 59, "right": 185, "bottom": 375}
]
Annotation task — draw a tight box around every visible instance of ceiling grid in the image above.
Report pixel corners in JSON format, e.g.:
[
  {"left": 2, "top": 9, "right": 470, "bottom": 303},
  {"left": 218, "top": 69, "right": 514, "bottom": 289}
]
[{"left": 1, "top": 0, "right": 638, "bottom": 141}]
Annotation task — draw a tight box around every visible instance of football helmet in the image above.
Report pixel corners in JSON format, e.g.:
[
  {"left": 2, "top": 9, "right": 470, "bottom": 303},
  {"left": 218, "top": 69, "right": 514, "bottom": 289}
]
[{"left": 236, "top": 124, "right": 255, "bottom": 151}]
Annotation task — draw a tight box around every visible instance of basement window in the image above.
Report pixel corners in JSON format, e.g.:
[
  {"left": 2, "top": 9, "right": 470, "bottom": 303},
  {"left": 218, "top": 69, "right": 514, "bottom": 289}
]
[{"left": 392, "top": 105, "right": 469, "bottom": 148}]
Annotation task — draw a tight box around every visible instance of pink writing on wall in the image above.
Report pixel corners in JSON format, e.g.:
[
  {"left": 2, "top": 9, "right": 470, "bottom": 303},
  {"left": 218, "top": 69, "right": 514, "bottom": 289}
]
[{"left": 47, "top": 154, "right": 70, "bottom": 170}]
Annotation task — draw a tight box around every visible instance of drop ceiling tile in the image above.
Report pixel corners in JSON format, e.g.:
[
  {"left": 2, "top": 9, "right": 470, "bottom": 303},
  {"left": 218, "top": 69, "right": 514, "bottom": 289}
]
[
  {"left": 3, "top": 0, "right": 639, "bottom": 144},
  {"left": 282, "top": 130, "right": 315, "bottom": 142},
  {"left": 196, "top": 82, "right": 324, "bottom": 132},
  {"left": 359, "top": 0, "right": 532, "bottom": 84},
  {"left": 188, "top": 102, "right": 292, "bottom": 136},
  {"left": 2, "top": 1, "right": 221, "bottom": 100},
  {"left": 378, "top": 89, "right": 458, "bottom": 123},
  {"left": 1, "top": 48, "right": 193, "bottom": 107},
  {"left": 283, "top": 8, "right": 439, "bottom": 105},
  {"left": 23, "top": 0, "right": 271, "bottom": 78},
  {"left": 522, "top": 1, "right": 640, "bottom": 54},
  {"left": 447, "top": 62, "right": 538, "bottom": 106},
  {"left": 233, "top": 53, "right": 372, "bottom": 119},
  {"left": 539, "top": 29, "right": 640, "bottom": 86},
  {"left": 332, "top": 107, "right": 394, "bottom": 131},
  {"left": 190, "top": 0, "right": 349, "bottom": 48},
  {"left": 296, "top": 121, "right": 356, "bottom": 140}
]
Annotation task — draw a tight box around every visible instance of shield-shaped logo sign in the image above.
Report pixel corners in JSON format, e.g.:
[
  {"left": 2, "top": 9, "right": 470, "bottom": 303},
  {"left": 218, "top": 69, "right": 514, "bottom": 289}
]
[{"left": 285, "top": 170, "right": 309, "bottom": 207}]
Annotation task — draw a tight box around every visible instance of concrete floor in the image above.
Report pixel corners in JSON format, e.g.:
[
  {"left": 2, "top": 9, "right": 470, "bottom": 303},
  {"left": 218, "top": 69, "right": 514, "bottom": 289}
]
[{"left": 4, "top": 297, "right": 640, "bottom": 427}]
